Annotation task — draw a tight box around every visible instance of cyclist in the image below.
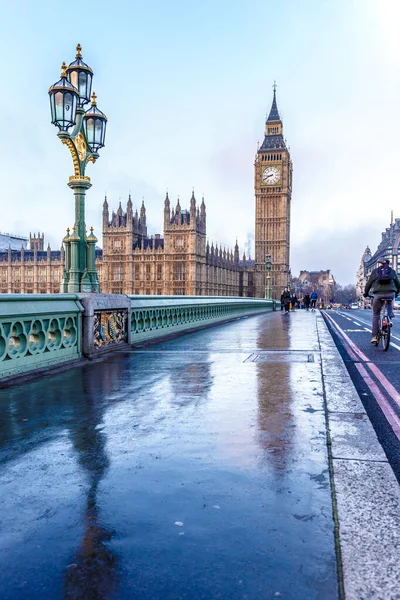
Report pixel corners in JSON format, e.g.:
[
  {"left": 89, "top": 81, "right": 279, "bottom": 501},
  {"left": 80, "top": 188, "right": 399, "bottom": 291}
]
[
  {"left": 364, "top": 258, "right": 400, "bottom": 345},
  {"left": 310, "top": 290, "right": 318, "bottom": 311}
]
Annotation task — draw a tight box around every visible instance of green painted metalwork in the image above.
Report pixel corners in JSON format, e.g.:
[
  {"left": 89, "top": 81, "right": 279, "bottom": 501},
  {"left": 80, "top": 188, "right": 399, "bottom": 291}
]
[
  {"left": 0, "top": 295, "right": 83, "bottom": 380},
  {"left": 129, "top": 296, "right": 277, "bottom": 343},
  {"left": 0, "top": 294, "right": 278, "bottom": 381}
]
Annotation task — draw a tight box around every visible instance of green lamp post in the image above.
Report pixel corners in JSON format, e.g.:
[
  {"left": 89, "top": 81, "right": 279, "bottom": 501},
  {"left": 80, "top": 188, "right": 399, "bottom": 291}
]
[
  {"left": 48, "top": 44, "right": 107, "bottom": 293},
  {"left": 265, "top": 253, "right": 272, "bottom": 300}
]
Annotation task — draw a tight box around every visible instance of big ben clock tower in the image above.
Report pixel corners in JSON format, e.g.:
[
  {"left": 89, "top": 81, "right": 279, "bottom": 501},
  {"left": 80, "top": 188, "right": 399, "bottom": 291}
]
[{"left": 255, "top": 85, "right": 292, "bottom": 299}]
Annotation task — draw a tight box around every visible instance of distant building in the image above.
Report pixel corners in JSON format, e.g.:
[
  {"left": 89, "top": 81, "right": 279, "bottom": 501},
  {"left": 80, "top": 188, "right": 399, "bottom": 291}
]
[
  {"left": 0, "top": 233, "right": 28, "bottom": 251},
  {"left": 0, "top": 233, "right": 64, "bottom": 294},
  {"left": 356, "top": 246, "right": 371, "bottom": 300},
  {"left": 364, "top": 216, "right": 400, "bottom": 279},
  {"left": 295, "top": 270, "right": 336, "bottom": 304}
]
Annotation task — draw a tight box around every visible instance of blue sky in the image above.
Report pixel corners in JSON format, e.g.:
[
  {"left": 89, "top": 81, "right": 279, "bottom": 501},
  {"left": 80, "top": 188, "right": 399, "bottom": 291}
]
[{"left": 1, "top": 0, "right": 399, "bottom": 284}]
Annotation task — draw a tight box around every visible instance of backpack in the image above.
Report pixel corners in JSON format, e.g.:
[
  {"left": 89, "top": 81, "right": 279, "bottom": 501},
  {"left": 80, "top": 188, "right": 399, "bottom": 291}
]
[{"left": 376, "top": 264, "right": 392, "bottom": 283}]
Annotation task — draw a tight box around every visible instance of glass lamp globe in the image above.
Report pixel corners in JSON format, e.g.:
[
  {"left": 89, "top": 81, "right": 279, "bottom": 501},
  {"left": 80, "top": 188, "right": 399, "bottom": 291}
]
[
  {"left": 48, "top": 62, "right": 79, "bottom": 131},
  {"left": 66, "top": 44, "right": 93, "bottom": 107},
  {"left": 83, "top": 92, "right": 107, "bottom": 152}
]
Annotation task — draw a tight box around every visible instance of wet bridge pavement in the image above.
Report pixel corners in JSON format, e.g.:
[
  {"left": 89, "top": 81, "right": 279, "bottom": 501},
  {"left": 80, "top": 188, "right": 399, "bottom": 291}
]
[{"left": 1, "top": 311, "right": 399, "bottom": 599}]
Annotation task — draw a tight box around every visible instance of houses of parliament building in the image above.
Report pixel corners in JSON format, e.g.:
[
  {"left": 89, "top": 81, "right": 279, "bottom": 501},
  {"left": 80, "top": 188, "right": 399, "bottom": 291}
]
[
  {"left": 0, "top": 191, "right": 254, "bottom": 297},
  {"left": 0, "top": 90, "right": 292, "bottom": 299}
]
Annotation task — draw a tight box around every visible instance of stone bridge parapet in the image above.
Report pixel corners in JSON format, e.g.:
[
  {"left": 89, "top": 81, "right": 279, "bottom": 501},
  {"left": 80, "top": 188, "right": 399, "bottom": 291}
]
[{"left": 0, "top": 294, "right": 277, "bottom": 383}]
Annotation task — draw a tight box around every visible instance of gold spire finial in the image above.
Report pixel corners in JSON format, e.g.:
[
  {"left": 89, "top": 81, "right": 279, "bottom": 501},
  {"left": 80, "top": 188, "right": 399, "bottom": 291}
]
[
  {"left": 61, "top": 62, "right": 67, "bottom": 77},
  {"left": 76, "top": 44, "right": 82, "bottom": 58},
  {"left": 73, "top": 225, "right": 76, "bottom": 231},
  {"left": 90, "top": 226, "right": 94, "bottom": 233},
  {"left": 91, "top": 91, "right": 97, "bottom": 106}
]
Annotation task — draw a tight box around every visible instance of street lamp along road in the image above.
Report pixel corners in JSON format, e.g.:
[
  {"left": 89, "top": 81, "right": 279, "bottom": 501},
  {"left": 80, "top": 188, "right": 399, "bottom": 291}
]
[
  {"left": 265, "top": 253, "right": 272, "bottom": 300},
  {"left": 48, "top": 44, "right": 107, "bottom": 293}
]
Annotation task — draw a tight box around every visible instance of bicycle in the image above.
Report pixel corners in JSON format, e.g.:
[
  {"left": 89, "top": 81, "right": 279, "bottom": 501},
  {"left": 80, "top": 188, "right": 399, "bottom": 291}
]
[{"left": 370, "top": 296, "right": 393, "bottom": 351}]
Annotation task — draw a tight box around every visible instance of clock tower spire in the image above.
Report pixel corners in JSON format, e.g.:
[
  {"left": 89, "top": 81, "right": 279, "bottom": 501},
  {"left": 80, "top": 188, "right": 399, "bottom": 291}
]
[{"left": 254, "top": 84, "right": 293, "bottom": 299}]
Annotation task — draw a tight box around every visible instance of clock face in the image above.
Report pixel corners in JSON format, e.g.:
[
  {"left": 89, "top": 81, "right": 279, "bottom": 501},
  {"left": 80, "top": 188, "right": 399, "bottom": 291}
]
[{"left": 262, "top": 166, "right": 281, "bottom": 185}]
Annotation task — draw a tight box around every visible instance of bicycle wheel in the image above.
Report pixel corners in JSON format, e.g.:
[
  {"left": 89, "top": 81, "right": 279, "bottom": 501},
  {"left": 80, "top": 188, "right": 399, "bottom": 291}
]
[{"left": 381, "top": 325, "right": 391, "bottom": 351}]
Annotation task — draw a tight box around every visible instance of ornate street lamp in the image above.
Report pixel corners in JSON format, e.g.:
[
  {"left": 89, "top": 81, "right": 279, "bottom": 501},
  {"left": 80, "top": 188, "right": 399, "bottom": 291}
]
[
  {"left": 265, "top": 253, "right": 272, "bottom": 300},
  {"left": 48, "top": 44, "right": 107, "bottom": 293}
]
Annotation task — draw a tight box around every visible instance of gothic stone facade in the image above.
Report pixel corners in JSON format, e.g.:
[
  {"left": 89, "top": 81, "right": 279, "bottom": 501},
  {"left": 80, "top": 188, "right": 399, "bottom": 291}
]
[
  {"left": 364, "top": 217, "right": 400, "bottom": 281},
  {"left": 0, "top": 197, "right": 254, "bottom": 297},
  {"left": 98, "top": 192, "right": 254, "bottom": 296},
  {"left": 296, "top": 270, "right": 336, "bottom": 304},
  {"left": 255, "top": 88, "right": 293, "bottom": 299},
  {"left": 0, "top": 233, "right": 65, "bottom": 294}
]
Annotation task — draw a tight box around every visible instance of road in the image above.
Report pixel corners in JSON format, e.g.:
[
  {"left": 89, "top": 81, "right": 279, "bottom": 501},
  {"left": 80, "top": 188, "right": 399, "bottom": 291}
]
[{"left": 322, "top": 308, "right": 400, "bottom": 481}]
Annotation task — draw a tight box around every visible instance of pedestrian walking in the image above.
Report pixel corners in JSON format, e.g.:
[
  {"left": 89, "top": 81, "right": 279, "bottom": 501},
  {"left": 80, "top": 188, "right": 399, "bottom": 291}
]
[
  {"left": 310, "top": 290, "right": 318, "bottom": 311},
  {"left": 281, "top": 287, "right": 291, "bottom": 314},
  {"left": 303, "top": 293, "right": 310, "bottom": 311},
  {"left": 291, "top": 292, "right": 298, "bottom": 310}
]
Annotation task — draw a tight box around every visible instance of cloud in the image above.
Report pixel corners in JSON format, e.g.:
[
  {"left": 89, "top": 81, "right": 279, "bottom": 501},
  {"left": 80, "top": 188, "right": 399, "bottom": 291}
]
[{"left": 291, "top": 224, "right": 383, "bottom": 285}]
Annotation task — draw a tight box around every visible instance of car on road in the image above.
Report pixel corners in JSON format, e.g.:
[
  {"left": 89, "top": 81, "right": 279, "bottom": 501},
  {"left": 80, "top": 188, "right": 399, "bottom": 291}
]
[
  {"left": 350, "top": 302, "right": 358, "bottom": 310},
  {"left": 393, "top": 297, "right": 400, "bottom": 310}
]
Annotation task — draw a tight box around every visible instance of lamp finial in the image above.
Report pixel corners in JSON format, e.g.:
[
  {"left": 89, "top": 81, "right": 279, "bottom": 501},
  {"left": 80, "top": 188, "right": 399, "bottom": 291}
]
[
  {"left": 76, "top": 44, "right": 82, "bottom": 58},
  {"left": 61, "top": 62, "right": 67, "bottom": 77},
  {"left": 91, "top": 91, "right": 97, "bottom": 106}
]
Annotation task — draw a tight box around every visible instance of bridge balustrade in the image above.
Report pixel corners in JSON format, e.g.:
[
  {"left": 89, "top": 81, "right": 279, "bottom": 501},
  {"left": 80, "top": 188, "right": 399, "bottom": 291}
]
[
  {"left": 0, "top": 294, "right": 83, "bottom": 380},
  {"left": 128, "top": 296, "right": 276, "bottom": 343},
  {"left": 0, "top": 294, "right": 277, "bottom": 383}
]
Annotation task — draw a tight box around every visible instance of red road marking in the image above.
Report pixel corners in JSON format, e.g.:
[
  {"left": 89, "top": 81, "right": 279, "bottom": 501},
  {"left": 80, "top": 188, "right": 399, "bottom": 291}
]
[
  {"left": 323, "top": 311, "right": 361, "bottom": 362},
  {"left": 323, "top": 311, "right": 400, "bottom": 440},
  {"left": 324, "top": 311, "right": 369, "bottom": 362},
  {"left": 355, "top": 364, "right": 400, "bottom": 441},
  {"left": 367, "top": 363, "right": 400, "bottom": 408}
]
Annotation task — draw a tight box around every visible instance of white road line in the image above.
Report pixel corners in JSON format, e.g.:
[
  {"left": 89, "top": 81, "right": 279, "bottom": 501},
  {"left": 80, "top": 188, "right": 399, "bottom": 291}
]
[
  {"left": 332, "top": 311, "right": 400, "bottom": 352},
  {"left": 338, "top": 312, "right": 400, "bottom": 340}
]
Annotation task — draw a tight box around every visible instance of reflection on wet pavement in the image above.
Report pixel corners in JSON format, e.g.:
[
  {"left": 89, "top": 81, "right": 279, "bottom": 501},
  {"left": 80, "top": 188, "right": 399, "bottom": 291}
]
[{"left": 0, "top": 311, "right": 338, "bottom": 600}]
